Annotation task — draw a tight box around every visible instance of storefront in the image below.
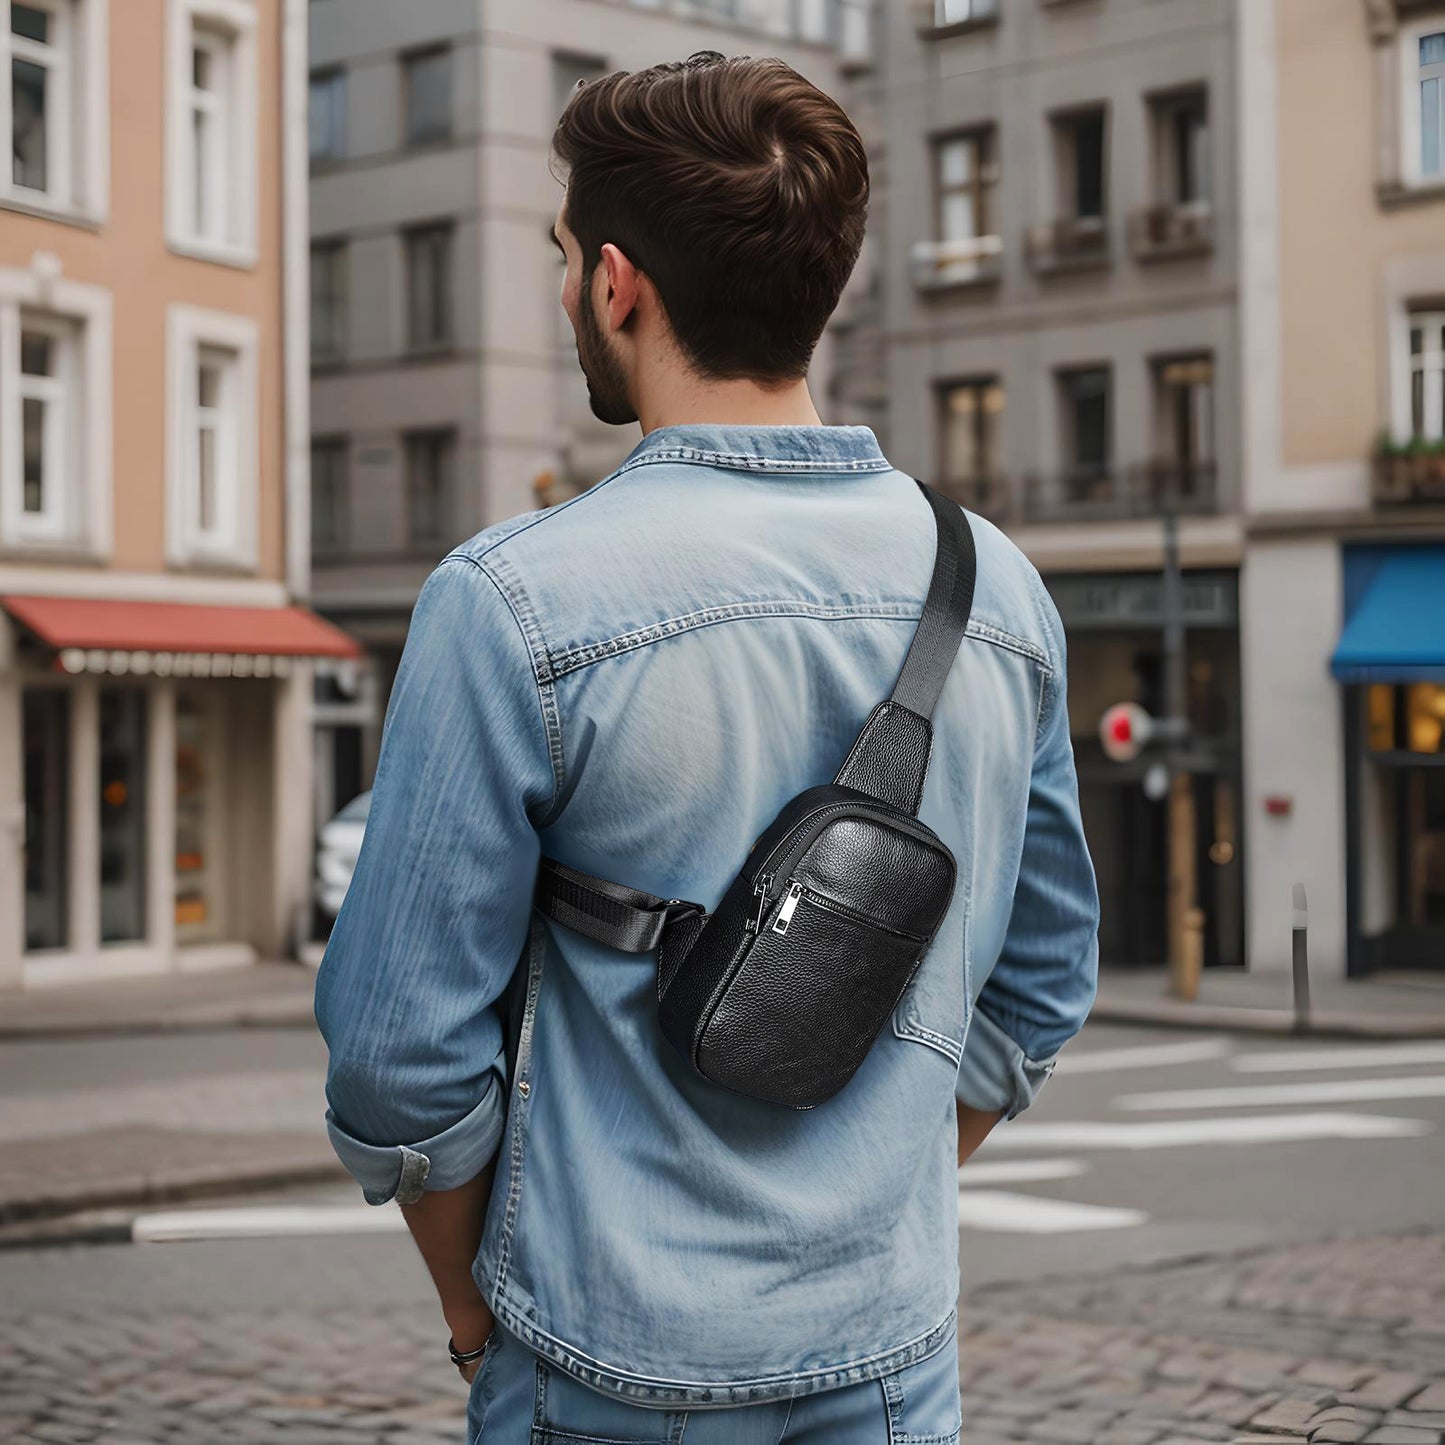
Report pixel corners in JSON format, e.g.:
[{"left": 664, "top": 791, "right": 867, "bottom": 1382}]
[
  {"left": 1047, "top": 569, "right": 1245, "bottom": 971},
  {"left": 1, "top": 595, "right": 362, "bottom": 990},
  {"left": 1335, "top": 543, "right": 1445, "bottom": 975}
]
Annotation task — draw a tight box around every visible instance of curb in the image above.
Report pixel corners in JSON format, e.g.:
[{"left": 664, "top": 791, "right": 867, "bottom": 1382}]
[
  {"left": 1090, "top": 997, "right": 1445, "bottom": 1040},
  {"left": 0, "top": 1157, "right": 348, "bottom": 1239},
  {"left": 0, "top": 1002, "right": 318, "bottom": 1042}
]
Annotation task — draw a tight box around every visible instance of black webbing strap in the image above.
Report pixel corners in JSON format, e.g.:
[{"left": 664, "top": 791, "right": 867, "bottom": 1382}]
[
  {"left": 533, "top": 478, "right": 975, "bottom": 952},
  {"left": 535, "top": 857, "right": 704, "bottom": 954}
]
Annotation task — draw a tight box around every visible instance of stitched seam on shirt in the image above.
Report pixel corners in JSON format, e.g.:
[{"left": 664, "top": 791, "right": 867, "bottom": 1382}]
[
  {"left": 444, "top": 552, "right": 568, "bottom": 819},
  {"left": 610, "top": 445, "right": 894, "bottom": 476},
  {"left": 551, "top": 605, "right": 1052, "bottom": 679}
]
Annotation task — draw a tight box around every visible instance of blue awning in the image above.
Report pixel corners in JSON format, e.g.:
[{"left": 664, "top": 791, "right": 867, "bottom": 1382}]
[{"left": 1332, "top": 544, "right": 1445, "bottom": 684}]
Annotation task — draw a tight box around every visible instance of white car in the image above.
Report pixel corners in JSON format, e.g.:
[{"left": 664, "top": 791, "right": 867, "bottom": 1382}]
[{"left": 315, "top": 790, "right": 371, "bottom": 921}]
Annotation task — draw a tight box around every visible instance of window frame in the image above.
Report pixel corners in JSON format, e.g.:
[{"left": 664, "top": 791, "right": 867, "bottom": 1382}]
[
  {"left": 165, "top": 304, "right": 259, "bottom": 570},
  {"left": 0, "top": 0, "right": 108, "bottom": 223},
  {"left": 308, "top": 64, "right": 345, "bottom": 165},
  {"left": 937, "top": 375, "right": 1005, "bottom": 484},
  {"left": 401, "top": 44, "right": 452, "bottom": 149},
  {"left": 933, "top": 126, "right": 998, "bottom": 244},
  {"left": 165, "top": 0, "right": 257, "bottom": 268},
  {"left": 403, "top": 428, "right": 454, "bottom": 551},
  {"left": 0, "top": 265, "right": 111, "bottom": 557},
  {"left": 309, "top": 238, "right": 348, "bottom": 362},
  {"left": 1051, "top": 103, "right": 1109, "bottom": 222},
  {"left": 310, "top": 435, "right": 348, "bottom": 555},
  {"left": 404, "top": 221, "right": 454, "bottom": 353}
]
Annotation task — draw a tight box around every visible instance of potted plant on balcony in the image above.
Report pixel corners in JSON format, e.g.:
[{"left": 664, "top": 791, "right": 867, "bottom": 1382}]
[{"left": 1375, "top": 430, "right": 1445, "bottom": 504}]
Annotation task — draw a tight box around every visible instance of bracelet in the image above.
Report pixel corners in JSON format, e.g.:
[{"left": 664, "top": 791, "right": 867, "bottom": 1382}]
[{"left": 449, "top": 1335, "right": 491, "bottom": 1367}]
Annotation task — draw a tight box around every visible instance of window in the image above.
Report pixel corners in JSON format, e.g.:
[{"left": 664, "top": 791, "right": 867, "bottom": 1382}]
[
  {"left": 940, "top": 378, "right": 1004, "bottom": 484},
  {"left": 1419, "top": 31, "right": 1445, "bottom": 179},
  {"left": 99, "top": 687, "right": 147, "bottom": 945},
  {"left": 167, "top": 305, "right": 258, "bottom": 568},
  {"left": 0, "top": 0, "right": 106, "bottom": 217},
  {"left": 404, "top": 429, "right": 454, "bottom": 549},
  {"left": 405, "top": 223, "right": 453, "bottom": 350},
  {"left": 1151, "top": 88, "right": 1209, "bottom": 205},
  {"left": 1154, "top": 355, "right": 1215, "bottom": 465},
  {"left": 310, "top": 241, "right": 347, "bottom": 360},
  {"left": 1054, "top": 108, "right": 1107, "bottom": 219},
  {"left": 311, "top": 437, "right": 347, "bottom": 552},
  {"left": 1059, "top": 367, "right": 1111, "bottom": 494},
  {"left": 935, "top": 130, "right": 997, "bottom": 243},
  {"left": 0, "top": 270, "right": 109, "bottom": 554},
  {"left": 167, "top": 0, "right": 257, "bottom": 263},
  {"left": 931, "top": 0, "right": 996, "bottom": 27},
  {"left": 1409, "top": 308, "right": 1445, "bottom": 439},
  {"left": 551, "top": 51, "right": 606, "bottom": 123},
  {"left": 308, "top": 66, "right": 345, "bottom": 163},
  {"left": 403, "top": 46, "right": 451, "bottom": 147},
  {"left": 23, "top": 688, "right": 69, "bottom": 951}
]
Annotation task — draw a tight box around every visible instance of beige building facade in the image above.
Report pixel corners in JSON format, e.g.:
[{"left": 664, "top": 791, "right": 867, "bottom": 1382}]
[
  {"left": 1238, "top": 0, "right": 1445, "bottom": 973},
  {"left": 0, "top": 0, "right": 343, "bottom": 991}
]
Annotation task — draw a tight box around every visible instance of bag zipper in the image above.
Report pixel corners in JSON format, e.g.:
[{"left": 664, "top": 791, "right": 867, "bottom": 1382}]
[{"left": 773, "top": 881, "right": 929, "bottom": 942}]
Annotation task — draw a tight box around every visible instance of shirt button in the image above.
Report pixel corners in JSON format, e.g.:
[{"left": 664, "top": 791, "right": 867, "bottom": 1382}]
[{"left": 517, "top": 1080, "right": 531, "bottom": 1097}]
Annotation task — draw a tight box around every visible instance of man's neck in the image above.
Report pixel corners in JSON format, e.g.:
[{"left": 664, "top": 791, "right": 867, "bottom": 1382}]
[{"left": 637, "top": 378, "right": 822, "bottom": 436}]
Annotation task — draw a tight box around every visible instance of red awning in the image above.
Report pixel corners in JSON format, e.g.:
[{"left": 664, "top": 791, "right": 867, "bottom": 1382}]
[{"left": 2, "top": 595, "right": 363, "bottom": 660}]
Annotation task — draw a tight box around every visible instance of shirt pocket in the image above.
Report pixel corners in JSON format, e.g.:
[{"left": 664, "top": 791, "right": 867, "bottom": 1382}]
[{"left": 891, "top": 893, "right": 969, "bottom": 1067}]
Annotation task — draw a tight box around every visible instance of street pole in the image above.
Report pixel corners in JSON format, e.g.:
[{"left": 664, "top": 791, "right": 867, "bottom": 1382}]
[{"left": 1160, "top": 468, "right": 1201, "bottom": 1001}]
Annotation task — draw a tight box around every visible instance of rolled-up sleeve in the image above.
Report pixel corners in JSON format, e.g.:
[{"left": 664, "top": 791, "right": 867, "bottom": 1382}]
[
  {"left": 957, "top": 573, "right": 1100, "bottom": 1121},
  {"left": 313, "top": 554, "right": 556, "bottom": 1205}
]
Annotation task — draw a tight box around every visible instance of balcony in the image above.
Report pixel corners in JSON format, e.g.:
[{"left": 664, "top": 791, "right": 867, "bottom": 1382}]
[
  {"left": 934, "top": 472, "right": 1017, "bottom": 524},
  {"left": 1373, "top": 442, "right": 1445, "bottom": 506},
  {"left": 1023, "top": 215, "right": 1111, "bottom": 276},
  {"left": 1129, "top": 200, "right": 1214, "bottom": 263},
  {"left": 910, "top": 236, "right": 1004, "bottom": 293},
  {"left": 1020, "top": 459, "right": 1219, "bottom": 524}
]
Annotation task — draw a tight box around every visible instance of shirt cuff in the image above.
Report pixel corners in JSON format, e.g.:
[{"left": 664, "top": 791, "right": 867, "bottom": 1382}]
[
  {"left": 956, "top": 1007, "right": 1057, "bottom": 1121},
  {"left": 323, "top": 1080, "right": 506, "bottom": 1206}
]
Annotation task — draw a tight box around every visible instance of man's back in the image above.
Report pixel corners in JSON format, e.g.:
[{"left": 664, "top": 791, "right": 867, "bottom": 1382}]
[{"left": 314, "top": 422, "right": 1100, "bottom": 1409}]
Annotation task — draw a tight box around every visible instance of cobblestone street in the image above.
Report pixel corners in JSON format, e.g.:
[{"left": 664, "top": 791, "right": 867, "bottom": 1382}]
[{"left": 2, "top": 1230, "right": 1441, "bottom": 1443}]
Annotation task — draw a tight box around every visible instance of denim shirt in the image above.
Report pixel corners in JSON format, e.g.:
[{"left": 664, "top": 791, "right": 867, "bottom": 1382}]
[{"left": 313, "top": 422, "right": 1099, "bottom": 1409}]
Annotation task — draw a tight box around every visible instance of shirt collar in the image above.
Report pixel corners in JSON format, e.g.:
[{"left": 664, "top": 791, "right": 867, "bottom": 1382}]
[{"left": 613, "top": 422, "right": 893, "bottom": 477}]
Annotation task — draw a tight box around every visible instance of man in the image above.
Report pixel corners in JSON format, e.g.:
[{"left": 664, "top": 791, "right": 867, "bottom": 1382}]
[{"left": 314, "top": 50, "right": 1098, "bottom": 1444}]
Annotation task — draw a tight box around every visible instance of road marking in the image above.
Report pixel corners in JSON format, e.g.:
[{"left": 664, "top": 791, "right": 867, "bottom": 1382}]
[
  {"left": 977, "top": 1112, "right": 1432, "bottom": 1152},
  {"left": 1056, "top": 1038, "right": 1232, "bottom": 1075},
  {"left": 1233, "top": 1042, "right": 1445, "bottom": 1073},
  {"left": 133, "top": 1205, "right": 406, "bottom": 1243},
  {"left": 958, "top": 1159, "right": 1086, "bottom": 1186},
  {"left": 1115, "top": 1076, "right": 1445, "bottom": 1112},
  {"left": 957, "top": 1190, "right": 1146, "bottom": 1233}
]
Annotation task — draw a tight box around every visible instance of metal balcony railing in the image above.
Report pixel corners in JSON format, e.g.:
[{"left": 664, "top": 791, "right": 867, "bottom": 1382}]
[
  {"left": 1023, "top": 215, "right": 1111, "bottom": 275},
  {"left": 910, "top": 236, "right": 1005, "bottom": 292},
  {"left": 1020, "top": 459, "right": 1219, "bottom": 523},
  {"left": 1128, "top": 200, "right": 1215, "bottom": 263},
  {"left": 934, "top": 472, "right": 1017, "bottom": 524}
]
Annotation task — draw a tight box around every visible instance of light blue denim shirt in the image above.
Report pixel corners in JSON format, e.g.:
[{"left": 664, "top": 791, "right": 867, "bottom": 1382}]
[{"left": 313, "top": 422, "right": 1099, "bottom": 1409}]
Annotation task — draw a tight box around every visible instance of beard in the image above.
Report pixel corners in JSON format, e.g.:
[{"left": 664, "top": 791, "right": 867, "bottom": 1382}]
[{"left": 575, "top": 278, "right": 638, "bottom": 427}]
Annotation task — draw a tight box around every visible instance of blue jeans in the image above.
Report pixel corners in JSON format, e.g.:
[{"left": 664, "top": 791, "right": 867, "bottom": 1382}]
[{"left": 467, "top": 1312, "right": 963, "bottom": 1444}]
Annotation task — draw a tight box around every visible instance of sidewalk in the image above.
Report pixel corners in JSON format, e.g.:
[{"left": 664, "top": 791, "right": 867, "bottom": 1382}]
[{"left": 1092, "top": 966, "right": 1445, "bottom": 1039}]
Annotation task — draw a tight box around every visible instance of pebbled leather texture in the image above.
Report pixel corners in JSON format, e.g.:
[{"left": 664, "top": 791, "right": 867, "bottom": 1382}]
[
  {"left": 656, "top": 794, "right": 957, "bottom": 1110},
  {"left": 832, "top": 702, "right": 935, "bottom": 813}
]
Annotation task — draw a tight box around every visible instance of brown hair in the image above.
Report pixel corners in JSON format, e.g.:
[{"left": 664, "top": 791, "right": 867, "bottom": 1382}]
[{"left": 551, "top": 51, "right": 869, "bottom": 384}]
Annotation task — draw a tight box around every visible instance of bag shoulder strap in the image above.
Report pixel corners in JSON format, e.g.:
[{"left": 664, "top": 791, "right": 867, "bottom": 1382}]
[{"left": 534, "top": 478, "right": 976, "bottom": 951}]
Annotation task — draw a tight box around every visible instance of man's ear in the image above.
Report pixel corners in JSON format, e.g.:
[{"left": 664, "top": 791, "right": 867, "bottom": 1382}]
[{"left": 598, "top": 242, "right": 641, "bottom": 332}]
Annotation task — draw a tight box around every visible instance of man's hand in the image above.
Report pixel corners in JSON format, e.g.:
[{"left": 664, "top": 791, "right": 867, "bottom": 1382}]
[{"left": 957, "top": 1103, "right": 1005, "bottom": 1167}]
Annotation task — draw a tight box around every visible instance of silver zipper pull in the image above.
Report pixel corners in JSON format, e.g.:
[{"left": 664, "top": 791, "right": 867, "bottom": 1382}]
[
  {"left": 772, "top": 882, "right": 804, "bottom": 935},
  {"left": 748, "top": 873, "right": 774, "bottom": 933}
]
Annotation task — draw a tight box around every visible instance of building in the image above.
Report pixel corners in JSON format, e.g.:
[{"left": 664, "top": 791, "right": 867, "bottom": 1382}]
[
  {"left": 0, "top": 0, "right": 349, "bottom": 992},
  {"left": 873, "top": 0, "right": 1244, "bottom": 972},
  {"left": 305, "top": 0, "right": 871, "bottom": 824},
  {"left": 1238, "top": 0, "right": 1445, "bottom": 975}
]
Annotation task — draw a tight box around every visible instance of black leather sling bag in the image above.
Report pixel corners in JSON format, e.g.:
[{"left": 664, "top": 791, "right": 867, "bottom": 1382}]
[{"left": 533, "top": 479, "right": 977, "bottom": 1110}]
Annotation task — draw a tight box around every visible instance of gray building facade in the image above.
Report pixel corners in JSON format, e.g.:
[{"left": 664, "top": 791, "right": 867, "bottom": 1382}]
[
  {"left": 874, "top": 0, "right": 1244, "bottom": 970},
  {"left": 305, "top": 0, "right": 870, "bottom": 822}
]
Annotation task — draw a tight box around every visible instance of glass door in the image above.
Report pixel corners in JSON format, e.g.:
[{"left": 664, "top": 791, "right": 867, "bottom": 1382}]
[
  {"left": 175, "top": 688, "right": 225, "bottom": 940},
  {"left": 99, "top": 688, "right": 148, "bottom": 944}
]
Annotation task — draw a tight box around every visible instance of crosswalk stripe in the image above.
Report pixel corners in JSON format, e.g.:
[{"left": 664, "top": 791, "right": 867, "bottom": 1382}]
[
  {"left": 1055, "top": 1038, "right": 1232, "bottom": 1075},
  {"left": 133, "top": 1205, "right": 406, "bottom": 1243},
  {"left": 1233, "top": 1042, "right": 1445, "bottom": 1074},
  {"left": 977, "top": 1112, "right": 1432, "bottom": 1152},
  {"left": 958, "top": 1159, "right": 1086, "bottom": 1186},
  {"left": 1115, "top": 1076, "right": 1445, "bottom": 1112},
  {"left": 956, "top": 1190, "right": 1146, "bottom": 1233}
]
